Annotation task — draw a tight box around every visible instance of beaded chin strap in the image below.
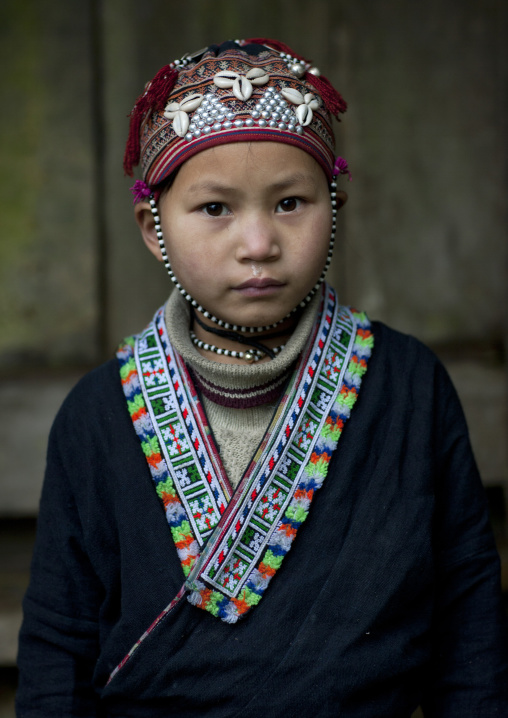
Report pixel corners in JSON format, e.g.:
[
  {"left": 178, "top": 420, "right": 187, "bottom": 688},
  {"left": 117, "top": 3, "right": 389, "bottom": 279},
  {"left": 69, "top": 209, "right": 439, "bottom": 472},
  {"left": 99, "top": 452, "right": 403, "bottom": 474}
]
[{"left": 147, "top": 157, "right": 347, "bottom": 336}]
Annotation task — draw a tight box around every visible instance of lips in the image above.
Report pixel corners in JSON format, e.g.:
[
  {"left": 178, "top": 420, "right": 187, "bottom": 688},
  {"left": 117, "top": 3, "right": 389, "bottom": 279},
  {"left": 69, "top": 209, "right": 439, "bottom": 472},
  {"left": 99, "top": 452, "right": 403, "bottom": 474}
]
[
  {"left": 233, "top": 277, "right": 285, "bottom": 298},
  {"left": 234, "top": 278, "right": 284, "bottom": 290}
]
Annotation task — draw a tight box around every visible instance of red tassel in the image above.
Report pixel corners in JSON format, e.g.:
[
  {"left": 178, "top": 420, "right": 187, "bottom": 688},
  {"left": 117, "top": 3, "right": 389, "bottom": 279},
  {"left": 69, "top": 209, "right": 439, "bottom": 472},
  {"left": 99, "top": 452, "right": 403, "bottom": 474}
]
[
  {"left": 305, "top": 72, "right": 347, "bottom": 118},
  {"left": 123, "top": 65, "right": 179, "bottom": 176},
  {"left": 243, "top": 38, "right": 309, "bottom": 63},
  {"left": 244, "top": 38, "right": 346, "bottom": 119}
]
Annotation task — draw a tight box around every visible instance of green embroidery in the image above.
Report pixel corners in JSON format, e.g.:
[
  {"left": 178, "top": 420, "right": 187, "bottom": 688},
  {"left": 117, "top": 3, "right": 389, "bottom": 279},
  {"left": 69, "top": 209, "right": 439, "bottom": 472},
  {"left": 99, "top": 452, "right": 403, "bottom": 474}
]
[
  {"left": 120, "top": 356, "right": 136, "bottom": 380},
  {"left": 141, "top": 435, "right": 161, "bottom": 457}
]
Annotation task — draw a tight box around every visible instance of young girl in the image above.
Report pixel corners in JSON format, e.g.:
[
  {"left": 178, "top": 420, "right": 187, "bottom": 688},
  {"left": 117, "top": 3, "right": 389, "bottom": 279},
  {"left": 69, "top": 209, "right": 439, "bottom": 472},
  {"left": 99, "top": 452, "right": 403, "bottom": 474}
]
[{"left": 16, "top": 39, "right": 508, "bottom": 717}]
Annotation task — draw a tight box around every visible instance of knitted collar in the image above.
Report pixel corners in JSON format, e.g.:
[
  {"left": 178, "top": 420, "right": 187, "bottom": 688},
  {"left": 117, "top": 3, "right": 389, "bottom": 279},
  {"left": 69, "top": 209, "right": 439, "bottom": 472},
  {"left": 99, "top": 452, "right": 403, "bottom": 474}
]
[
  {"left": 111, "top": 284, "right": 373, "bottom": 682},
  {"left": 164, "top": 289, "right": 320, "bottom": 408}
]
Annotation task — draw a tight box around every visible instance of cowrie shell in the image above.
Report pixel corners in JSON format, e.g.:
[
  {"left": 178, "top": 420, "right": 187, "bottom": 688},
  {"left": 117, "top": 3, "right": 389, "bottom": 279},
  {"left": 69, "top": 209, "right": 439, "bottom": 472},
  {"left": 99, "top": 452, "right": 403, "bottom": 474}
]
[
  {"left": 163, "top": 101, "right": 180, "bottom": 119},
  {"left": 296, "top": 104, "right": 313, "bottom": 126},
  {"left": 304, "top": 93, "right": 319, "bottom": 110},
  {"left": 281, "top": 87, "right": 305, "bottom": 105},
  {"left": 213, "top": 70, "right": 239, "bottom": 88},
  {"left": 173, "top": 110, "right": 190, "bottom": 137},
  {"left": 233, "top": 76, "right": 253, "bottom": 101},
  {"left": 180, "top": 93, "right": 203, "bottom": 112},
  {"left": 246, "top": 68, "right": 269, "bottom": 85}
]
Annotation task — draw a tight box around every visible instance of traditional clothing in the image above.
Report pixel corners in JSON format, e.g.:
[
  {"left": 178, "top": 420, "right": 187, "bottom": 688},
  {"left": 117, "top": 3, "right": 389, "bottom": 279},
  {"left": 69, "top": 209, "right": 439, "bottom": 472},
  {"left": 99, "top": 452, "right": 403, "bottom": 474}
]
[{"left": 16, "top": 286, "right": 508, "bottom": 716}]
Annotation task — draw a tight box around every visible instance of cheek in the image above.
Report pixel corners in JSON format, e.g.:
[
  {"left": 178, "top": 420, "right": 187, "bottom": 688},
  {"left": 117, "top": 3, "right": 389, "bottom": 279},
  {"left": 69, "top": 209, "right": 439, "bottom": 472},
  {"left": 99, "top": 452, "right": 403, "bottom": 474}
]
[{"left": 298, "top": 213, "right": 332, "bottom": 265}]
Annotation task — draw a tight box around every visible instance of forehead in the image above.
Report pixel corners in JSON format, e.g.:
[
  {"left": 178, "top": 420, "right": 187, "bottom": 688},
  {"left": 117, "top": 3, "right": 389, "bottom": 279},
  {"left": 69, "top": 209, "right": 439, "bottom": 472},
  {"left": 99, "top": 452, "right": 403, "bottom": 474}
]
[{"left": 173, "top": 142, "right": 328, "bottom": 190}]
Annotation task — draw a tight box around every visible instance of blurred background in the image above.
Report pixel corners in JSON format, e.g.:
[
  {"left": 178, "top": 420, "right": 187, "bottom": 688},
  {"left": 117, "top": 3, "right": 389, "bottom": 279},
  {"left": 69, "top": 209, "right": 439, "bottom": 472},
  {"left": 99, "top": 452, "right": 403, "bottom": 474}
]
[{"left": 0, "top": 0, "right": 507, "bottom": 714}]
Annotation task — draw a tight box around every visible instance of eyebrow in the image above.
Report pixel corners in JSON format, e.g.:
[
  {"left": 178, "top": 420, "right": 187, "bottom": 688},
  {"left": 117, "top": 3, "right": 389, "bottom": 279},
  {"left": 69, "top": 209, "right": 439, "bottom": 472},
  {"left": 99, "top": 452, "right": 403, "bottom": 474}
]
[{"left": 186, "top": 173, "right": 316, "bottom": 195}]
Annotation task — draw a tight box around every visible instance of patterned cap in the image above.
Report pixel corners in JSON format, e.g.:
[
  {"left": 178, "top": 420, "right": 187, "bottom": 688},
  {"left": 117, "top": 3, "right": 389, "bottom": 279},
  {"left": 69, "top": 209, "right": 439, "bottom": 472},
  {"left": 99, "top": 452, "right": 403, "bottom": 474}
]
[{"left": 124, "top": 39, "right": 347, "bottom": 186}]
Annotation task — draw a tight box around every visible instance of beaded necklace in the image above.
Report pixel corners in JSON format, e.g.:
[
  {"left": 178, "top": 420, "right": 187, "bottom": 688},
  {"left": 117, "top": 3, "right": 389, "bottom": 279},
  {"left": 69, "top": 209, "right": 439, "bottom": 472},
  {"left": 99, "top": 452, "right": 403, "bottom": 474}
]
[{"left": 189, "top": 330, "right": 285, "bottom": 363}]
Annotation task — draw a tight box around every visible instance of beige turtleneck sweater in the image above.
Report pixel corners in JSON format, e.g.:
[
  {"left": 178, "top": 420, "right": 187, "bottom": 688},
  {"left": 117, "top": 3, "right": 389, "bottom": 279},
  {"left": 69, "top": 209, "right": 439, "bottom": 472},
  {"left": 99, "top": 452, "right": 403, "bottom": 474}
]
[{"left": 165, "top": 291, "right": 320, "bottom": 488}]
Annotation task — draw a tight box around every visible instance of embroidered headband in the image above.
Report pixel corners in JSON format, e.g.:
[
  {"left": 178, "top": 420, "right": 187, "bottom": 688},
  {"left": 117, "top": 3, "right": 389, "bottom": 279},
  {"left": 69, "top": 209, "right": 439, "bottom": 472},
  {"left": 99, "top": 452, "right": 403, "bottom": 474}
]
[{"left": 124, "top": 38, "right": 347, "bottom": 188}]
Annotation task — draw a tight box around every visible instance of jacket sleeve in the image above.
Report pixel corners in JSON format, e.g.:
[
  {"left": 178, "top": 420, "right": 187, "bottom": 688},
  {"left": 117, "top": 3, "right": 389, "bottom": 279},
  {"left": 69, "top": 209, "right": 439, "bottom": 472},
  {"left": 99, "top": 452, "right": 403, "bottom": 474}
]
[
  {"left": 421, "top": 361, "right": 508, "bottom": 716},
  {"left": 16, "top": 401, "right": 104, "bottom": 717}
]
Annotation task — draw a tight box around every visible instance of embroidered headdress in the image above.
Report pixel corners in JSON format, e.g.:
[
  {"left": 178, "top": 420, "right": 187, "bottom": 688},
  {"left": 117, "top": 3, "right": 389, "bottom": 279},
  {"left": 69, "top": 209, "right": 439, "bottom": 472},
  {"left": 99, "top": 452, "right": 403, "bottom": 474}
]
[{"left": 124, "top": 38, "right": 347, "bottom": 188}]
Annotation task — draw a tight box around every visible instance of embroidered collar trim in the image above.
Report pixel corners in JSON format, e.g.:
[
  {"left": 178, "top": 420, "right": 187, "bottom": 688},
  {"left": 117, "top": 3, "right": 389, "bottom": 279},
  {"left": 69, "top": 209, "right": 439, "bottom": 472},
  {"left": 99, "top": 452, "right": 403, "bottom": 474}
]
[{"left": 117, "top": 284, "right": 373, "bottom": 626}]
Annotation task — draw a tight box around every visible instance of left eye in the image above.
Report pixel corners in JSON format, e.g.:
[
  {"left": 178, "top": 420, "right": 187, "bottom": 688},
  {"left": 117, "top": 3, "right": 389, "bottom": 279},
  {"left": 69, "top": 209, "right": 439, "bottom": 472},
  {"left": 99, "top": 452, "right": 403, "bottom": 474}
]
[
  {"left": 203, "top": 203, "right": 229, "bottom": 217},
  {"left": 277, "top": 197, "right": 301, "bottom": 212}
]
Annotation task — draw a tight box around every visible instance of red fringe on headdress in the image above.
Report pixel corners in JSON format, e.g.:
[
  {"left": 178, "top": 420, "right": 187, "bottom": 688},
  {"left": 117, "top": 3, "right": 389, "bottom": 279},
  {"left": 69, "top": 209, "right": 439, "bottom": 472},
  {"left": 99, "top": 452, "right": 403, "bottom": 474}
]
[
  {"left": 305, "top": 73, "right": 347, "bottom": 118},
  {"left": 244, "top": 37, "right": 308, "bottom": 63},
  {"left": 244, "top": 37, "right": 347, "bottom": 119},
  {"left": 123, "top": 65, "right": 179, "bottom": 176}
]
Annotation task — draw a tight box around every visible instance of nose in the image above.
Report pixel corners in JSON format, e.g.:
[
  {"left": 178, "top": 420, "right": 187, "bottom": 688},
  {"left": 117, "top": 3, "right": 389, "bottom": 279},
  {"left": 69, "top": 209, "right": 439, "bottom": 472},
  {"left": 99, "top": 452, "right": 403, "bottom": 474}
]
[{"left": 235, "top": 212, "right": 281, "bottom": 263}]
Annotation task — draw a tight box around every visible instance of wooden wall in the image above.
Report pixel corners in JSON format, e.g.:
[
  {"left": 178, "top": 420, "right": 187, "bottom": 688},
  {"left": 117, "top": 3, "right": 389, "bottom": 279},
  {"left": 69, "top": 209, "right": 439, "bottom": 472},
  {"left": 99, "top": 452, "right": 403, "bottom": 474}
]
[{"left": 1, "top": 0, "right": 506, "bottom": 517}]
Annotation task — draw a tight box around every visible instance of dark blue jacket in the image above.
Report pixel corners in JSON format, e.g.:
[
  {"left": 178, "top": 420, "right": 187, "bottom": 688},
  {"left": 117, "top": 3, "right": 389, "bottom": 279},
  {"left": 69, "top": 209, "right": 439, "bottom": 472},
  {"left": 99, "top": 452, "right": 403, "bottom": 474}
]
[{"left": 16, "top": 322, "right": 508, "bottom": 716}]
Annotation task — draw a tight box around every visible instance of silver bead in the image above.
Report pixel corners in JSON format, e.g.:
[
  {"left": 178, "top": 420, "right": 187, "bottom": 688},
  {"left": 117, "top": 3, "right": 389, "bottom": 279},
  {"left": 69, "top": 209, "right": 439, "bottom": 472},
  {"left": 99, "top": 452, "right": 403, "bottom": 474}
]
[
  {"left": 296, "top": 126, "right": 303, "bottom": 134},
  {"left": 197, "top": 120, "right": 205, "bottom": 128},
  {"left": 278, "top": 122, "right": 287, "bottom": 130},
  {"left": 203, "top": 126, "right": 211, "bottom": 134},
  {"left": 245, "top": 118, "right": 254, "bottom": 127},
  {"left": 261, "top": 110, "right": 270, "bottom": 119},
  {"left": 227, "top": 111, "right": 235, "bottom": 120},
  {"left": 258, "top": 119, "right": 267, "bottom": 127},
  {"left": 193, "top": 129, "right": 201, "bottom": 137},
  {"left": 269, "top": 120, "right": 277, "bottom": 128},
  {"left": 234, "top": 119, "right": 243, "bottom": 127},
  {"left": 272, "top": 112, "right": 280, "bottom": 121},
  {"left": 252, "top": 111, "right": 261, "bottom": 119},
  {"left": 213, "top": 122, "right": 222, "bottom": 131},
  {"left": 223, "top": 121, "right": 232, "bottom": 129},
  {"left": 288, "top": 123, "right": 296, "bottom": 132}
]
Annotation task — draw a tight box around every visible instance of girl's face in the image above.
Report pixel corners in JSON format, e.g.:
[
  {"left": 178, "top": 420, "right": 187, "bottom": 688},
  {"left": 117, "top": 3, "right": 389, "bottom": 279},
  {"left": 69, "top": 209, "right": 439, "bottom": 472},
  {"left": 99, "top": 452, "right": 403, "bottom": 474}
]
[{"left": 137, "top": 142, "right": 346, "bottom": 328}]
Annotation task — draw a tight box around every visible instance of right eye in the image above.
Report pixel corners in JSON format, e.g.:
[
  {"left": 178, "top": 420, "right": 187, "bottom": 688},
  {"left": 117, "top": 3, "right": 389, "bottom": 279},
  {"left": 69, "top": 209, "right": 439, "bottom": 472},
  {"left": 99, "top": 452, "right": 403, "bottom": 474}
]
[{"left": 202, "top": 203, "right": 229, "bottom": 217}]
